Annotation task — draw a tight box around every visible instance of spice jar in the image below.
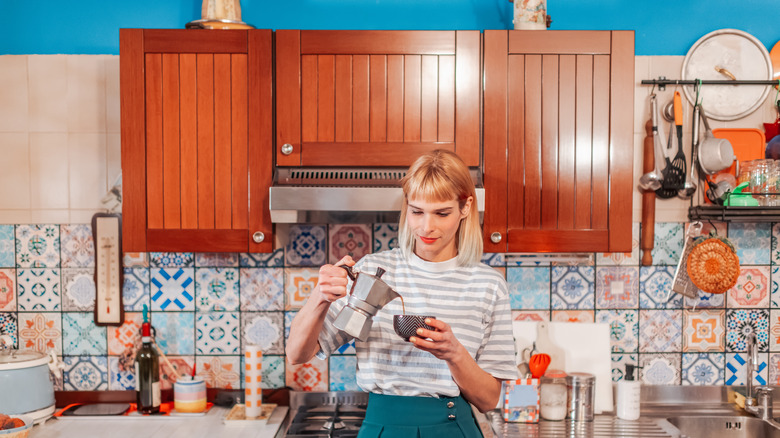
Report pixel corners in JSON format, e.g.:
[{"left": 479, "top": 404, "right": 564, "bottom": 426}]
[
  {"left": 566, "top": 372, "right": 595, "bottom": 421},
  {"left": 539, "top": 369, "right": 568, "bottom": 421}
]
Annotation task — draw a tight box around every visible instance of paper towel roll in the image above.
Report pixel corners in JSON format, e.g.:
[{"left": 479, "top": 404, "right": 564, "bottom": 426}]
[{"left": 244, "top": 345, "right": 263, "bottom": 418}]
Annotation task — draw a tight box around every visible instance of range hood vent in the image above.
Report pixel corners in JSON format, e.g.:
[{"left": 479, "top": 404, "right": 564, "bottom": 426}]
[{"left": 269, "top": 167, "right": 484, "bottom": 224}]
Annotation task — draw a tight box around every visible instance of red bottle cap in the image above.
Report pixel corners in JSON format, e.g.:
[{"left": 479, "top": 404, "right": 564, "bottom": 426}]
[{"left": 141, "top": 322, "right": 151, "bottom": 337}]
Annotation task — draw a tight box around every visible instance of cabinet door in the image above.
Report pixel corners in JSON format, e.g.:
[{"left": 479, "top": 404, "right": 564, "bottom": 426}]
[
  {"left": 120, "top": 29, "right": 273, "bottom": 253},
  {"left": 483, "top": 30, "right": 634, "bottom": 253},
  {"left": 275, "top": 30, "right": 480, "bottom": 167}
]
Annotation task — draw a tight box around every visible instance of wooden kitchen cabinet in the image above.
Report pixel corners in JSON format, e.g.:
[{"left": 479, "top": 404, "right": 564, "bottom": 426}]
[
  {"left": 483, "top": 30, "right": 634, "bottom": 253},
  {"left": 120, "top": 29, "right": 274, "bottom": 253},
  {"left": 274, "top": 30, "right": 480, "bottom": 167}
]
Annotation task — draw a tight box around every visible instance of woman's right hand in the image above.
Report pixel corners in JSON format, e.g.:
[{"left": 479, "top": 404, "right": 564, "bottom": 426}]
[{"left": 316, "top": 255, "right": 355, "bottom": 304}]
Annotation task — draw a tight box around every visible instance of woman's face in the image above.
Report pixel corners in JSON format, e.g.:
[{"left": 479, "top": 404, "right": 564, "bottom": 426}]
[{"left": 406, "top": 195, "right": 472, "bottom": 262}]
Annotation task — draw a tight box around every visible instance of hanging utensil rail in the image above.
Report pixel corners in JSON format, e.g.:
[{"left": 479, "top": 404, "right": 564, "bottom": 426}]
[{"left": 642, "top": 78, "right": 779, "bottom": 90}]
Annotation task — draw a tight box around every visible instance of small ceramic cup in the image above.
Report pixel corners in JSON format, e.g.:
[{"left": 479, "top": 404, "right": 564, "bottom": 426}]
[
  {"left": 174, "top": 377, "right": 207, "bottom": 413},
  {"left": 393, "top": 315, "right": 436, "bottom": 341}
]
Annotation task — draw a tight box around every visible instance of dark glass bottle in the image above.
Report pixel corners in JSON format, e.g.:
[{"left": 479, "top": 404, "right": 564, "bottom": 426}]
[{"left": 135, "top": 322, "right": 160, "bottom": 414}]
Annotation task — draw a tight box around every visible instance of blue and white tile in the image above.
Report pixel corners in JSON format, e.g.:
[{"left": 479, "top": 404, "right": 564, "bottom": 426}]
[
  {"left": 685, "top": 289, "right": 725, "bottom": 308},
  {"left": 60, "top": 224, "right": 94, "bottom": 268},
  {"left": 241, "top": 312, "right": 284, "bottom": 355},
  {"left": 507, "top": 267, "right": 550, "bottom": 310},
  {"left": 17, "top": 268, "right": 60, "bottom": 311},
  {"left": 195, "top": 268, "right": 239, "bottom": 311},
  {"left": 286, "top": 225, "right": 327, "bottom": 266},
  {"left": 595, "top": 267, "right": 639, "bottom": 309},
  {"left": 196, "top": 312, "right": 240, "bottom": 355},
  {"left": 550, "top": 266, "right": 594, "bottom": 309},
  {"left": 62, "top": 356, "right": 108, "bottom": 391},
  {"left": 0, "top": 225, "right": 15, "bottom": 267},
  {"left": 108, "top": 356, "right": 135, "bottom": 390},
  {"left": 284, "top": 311, "right": 296, "bottom": 341},
  {"left": 153, "top": 312, "right": 195, "bottom": 355},
  {"left": 611, "top": 353, "right": 638, "bottom": 382},
  {"left": 639, "top": 266, "right": 680, "bottom": 309},
  {"left": 596, "top": 310, "right": 638, "bottom": 353},
  {"left": 682, "top": 353, "right": 725, "bottom": 386},
  {"left": 729, "top": 223, "right": 771, "bottom": 265},
  {"left": 597, "top": 223, "right": 640, "bottom": 266},
  {"left": 260, "top": 355, "right": 285, "bottom": 389},
  {"left": 726, "top": 309, "right": 769, "bottom": 352},
  {"left": 240, "top": 248, "right": 284, "bottom": 268},
  {"left": 373, "top": 223, "right": 398, "bottom": 253},
  {"left": 150, "top": 252, "right": 194, "bottom": 268},
  {"left": 241, "top": 268, "right": 284, "bottom": 311},
  {"left": 195, "top": 253, "right": 239, "bottom": 267},
  {"left": 651, "top": 223, "right": 684, "bottom": 266},
  {"left": 329, "top": 356, "right": 359, "bottom": 391},
  {"left": 63, "top": 312, "right": 107, "bottom": 355},
  {"left": 61, "top": 268, "right": 95, "bottom": 311},
  {"left": 0, "top": 313, "right": 18, "bottom": 348},
  {"left": 481, "top": 253, "right": 505, "bottom": 267},
  {"left": 15, "top": 224, "right": 60, "bottom": 268},
  {"left": 639, "top": 310, "right": 682, "bottom": 353},
  {"left": 123, "top": 267, "right": 150, "bottom": 311},
  {"left": 726, "top": 352, "right": 768, "bottom": 385},
  {"left": 150, "top": 268, "right": 195, "bottom": 311},
  {"left": 639, "top": 353, "right": 681, "bottom": 385}
]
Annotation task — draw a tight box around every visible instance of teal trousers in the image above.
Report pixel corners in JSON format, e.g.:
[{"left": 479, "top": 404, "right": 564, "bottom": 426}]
[{"left": 357, "top": 393, "right": 484, "bottom": 438}]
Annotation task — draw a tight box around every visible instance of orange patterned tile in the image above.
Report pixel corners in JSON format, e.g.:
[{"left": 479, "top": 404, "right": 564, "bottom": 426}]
[
  {"left": 107, "top": 312, "right": 142, "bottom": 355},
  {"left": 286, "top": 356, "right": 328, "bottom": 391},
  {"left": 683, "top": 309, "right": 725, "bottom": 352}
]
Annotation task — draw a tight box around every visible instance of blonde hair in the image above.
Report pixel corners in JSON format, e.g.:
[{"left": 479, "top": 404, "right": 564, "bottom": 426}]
[{"left": 398, "top": 149, "right": 482, "bottom": 266}]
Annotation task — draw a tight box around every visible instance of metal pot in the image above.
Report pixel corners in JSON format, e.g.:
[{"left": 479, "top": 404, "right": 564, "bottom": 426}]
[{"left": 0, "top": 336, "right": 59, "bottom": 423}]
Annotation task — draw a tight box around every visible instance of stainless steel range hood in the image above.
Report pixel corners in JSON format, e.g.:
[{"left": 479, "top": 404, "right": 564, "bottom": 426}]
[{"left": 269, "top": 167, "right": 485, "bottom": 224}]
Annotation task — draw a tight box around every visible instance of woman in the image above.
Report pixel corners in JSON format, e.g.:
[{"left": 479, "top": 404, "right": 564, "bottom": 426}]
[{"left": 287, "top": 149, "right": 517, "bottom": 437}]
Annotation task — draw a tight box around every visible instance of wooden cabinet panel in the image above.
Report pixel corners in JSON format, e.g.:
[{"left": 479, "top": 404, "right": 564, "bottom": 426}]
[
  {"left": 275, "top": 30, "right": 479, "bottom": 167},
  {"left": 483, "top": 30, "right": 634, "bottom": 253},
  {"left": 120, "top": 29, "right": 273, "bottom": 253}
]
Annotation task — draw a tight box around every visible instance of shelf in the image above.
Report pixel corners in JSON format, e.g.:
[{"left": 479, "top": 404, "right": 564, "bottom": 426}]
[{"left": 688, "top": 205, "right": 780, "bottom": 222}]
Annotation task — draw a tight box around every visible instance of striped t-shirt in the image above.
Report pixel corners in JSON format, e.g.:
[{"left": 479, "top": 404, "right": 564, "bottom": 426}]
[{"left": 317, "top": 248, "right": 518, "bottom": 397}]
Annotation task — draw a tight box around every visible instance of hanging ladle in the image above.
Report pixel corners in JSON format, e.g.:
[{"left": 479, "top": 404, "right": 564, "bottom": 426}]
[{"left": 678, "top": 104, "right": 699, "bottom": 199}]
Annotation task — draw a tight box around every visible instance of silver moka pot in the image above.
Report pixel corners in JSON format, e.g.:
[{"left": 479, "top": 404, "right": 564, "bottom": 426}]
[{"left": 333, "top": 265, "right": 400, "bottom": 341}]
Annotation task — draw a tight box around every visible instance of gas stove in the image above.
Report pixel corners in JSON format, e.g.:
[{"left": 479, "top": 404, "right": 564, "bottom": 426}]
[{"left": 285, "top": 391, "right": 369, "bottom": 438}]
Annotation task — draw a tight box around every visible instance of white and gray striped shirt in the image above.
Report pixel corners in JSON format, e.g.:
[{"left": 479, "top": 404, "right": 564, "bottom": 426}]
[{"left": 317, "top": 248, "right": 518, "bottom": 397}]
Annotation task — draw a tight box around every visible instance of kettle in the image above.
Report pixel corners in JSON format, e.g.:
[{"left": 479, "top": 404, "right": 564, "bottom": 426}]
[{"left": 332, "top": 265, "right": 401, "bottom": 341}]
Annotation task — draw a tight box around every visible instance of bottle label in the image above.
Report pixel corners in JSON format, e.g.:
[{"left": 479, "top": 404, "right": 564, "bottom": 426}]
[
  {"left": 152, "top": 381, "right": 161, "bottom": 407},
  {"left": 134, "top": 363, "right": 140, "bottom": 392}
]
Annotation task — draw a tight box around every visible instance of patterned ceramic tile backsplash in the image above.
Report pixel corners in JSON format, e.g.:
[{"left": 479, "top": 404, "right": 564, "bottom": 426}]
[{"left": 2, "top": 221, "right": 780, "bottom": 392}]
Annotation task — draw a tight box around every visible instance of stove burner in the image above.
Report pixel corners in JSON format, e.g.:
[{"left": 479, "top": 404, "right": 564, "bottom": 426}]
[{"left": 285, "top": 395, "right": 367, "bottom": 438}]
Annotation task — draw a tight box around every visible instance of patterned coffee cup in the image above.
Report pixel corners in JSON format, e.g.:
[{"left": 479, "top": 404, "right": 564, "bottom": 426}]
[{"left": 393, "top": 315, "right": 436, "bottom": 341}]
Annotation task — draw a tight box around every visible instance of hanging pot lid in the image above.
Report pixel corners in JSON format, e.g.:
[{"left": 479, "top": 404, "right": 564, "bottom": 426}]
[
  {"left": 681, "top": 29, "right": 772, "bottom": 121},
  {"left": 0, "top": 349, "right": 49, "bottom": 370}
]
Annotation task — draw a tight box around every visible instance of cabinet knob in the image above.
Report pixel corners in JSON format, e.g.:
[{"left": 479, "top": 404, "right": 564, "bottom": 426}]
[
  {"left": 281, "top": 143, "right": 294, "bottom": 155},
  {"left": 490, "top": 232, "right": 502, "bottom": 244},
  {"left": 252, "top": 232, "right": 265, "bottom": 243}
]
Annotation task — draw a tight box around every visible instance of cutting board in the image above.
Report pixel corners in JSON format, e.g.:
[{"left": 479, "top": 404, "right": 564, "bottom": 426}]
[{"left": 513, "top": 321, "right": 613, "bottom": 414}]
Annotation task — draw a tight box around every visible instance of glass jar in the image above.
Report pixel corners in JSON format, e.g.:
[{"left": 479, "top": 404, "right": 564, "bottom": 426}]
[
  {"left": 539, "top": 370, "right": 568, "bottom": 421},
  {"left": 737, "top": 159, "right": 755, "bottom": 186},
  {"left": 749, "top": 159, "right": 770, "bottom": 206}
]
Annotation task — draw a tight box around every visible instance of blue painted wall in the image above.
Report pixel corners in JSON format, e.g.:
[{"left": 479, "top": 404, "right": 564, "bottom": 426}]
[{"left": 3, "top": 0, "right": 779, "bottom": 56}]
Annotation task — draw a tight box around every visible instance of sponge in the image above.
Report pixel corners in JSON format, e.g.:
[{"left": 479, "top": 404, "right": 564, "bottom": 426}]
[{"left": 734, "top": 391, "right": 746, "bottom": 410}]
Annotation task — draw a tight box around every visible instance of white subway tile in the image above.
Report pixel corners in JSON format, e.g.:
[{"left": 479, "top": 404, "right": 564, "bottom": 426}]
[
  {"left": 67, "top": 56, "right": 107, "bottom": 133},
  {"left": 0, "top": 56, "right": 29, "bottom": 132},
  {"left": 68, "top": 132, "right": 107, "bottom": 209},
  {"left": 0, "top": 132, "right": 31, "bottom": 209},
  {"left": 28, "top": 55, "right": 68, "bottom": 132},
  {"left": 30, "top": 132, "right": 69, "bottom": 209}
]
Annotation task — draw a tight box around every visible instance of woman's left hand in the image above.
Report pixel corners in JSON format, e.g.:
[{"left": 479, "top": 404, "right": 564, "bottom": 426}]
[{"left": 409, "top": 318, "right": 465, "bottom": 362}]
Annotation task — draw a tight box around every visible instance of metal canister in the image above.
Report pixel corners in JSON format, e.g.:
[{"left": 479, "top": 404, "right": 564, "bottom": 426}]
[{"left": 566, "top": 372, "right": 595, "bottom": 421}]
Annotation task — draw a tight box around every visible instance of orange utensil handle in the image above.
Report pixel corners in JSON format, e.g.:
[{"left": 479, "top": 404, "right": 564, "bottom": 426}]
[{"left": 673, "top": 91, "right": 683, "bottom": 127}]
